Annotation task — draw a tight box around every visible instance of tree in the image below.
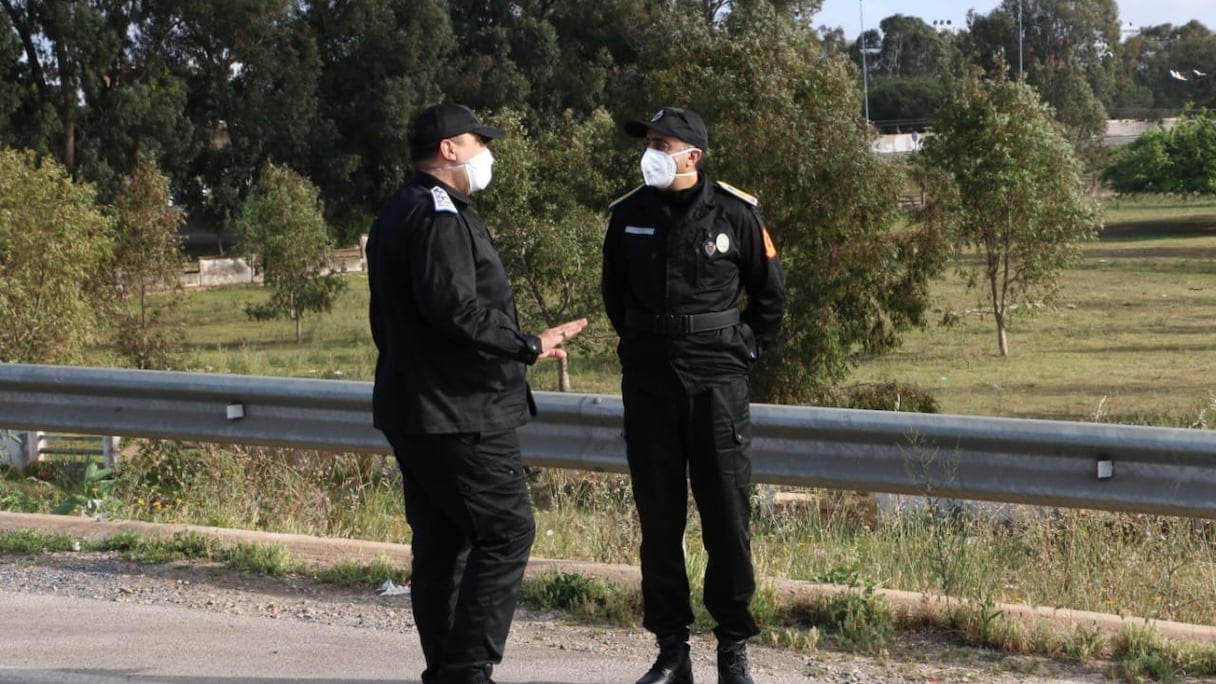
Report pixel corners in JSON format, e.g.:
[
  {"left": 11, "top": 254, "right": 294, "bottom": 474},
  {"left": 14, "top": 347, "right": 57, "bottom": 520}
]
[
  {"left": 632, "top": 2, "right": 949, "bottom": 402},
  {"left": 1102, "top": 108, "right": 1216, "bottom": 194},
  {"left": 112, "top": 156, "right": 186, "bottom": 369},
  {"left": 475, "top": 108, "right": 616, "bottom": 391},
  {"left": 915, "top": 73, "right": 1100, "bottom": 357},
  {"left": 236, "top": 164, "right": 346, "bottom": 344},
  {"left": 305, "top": 0, "right": 452, "bottom": 238},
  {"left": 0, "top": 147, "right": 114, "bottom": 363}
]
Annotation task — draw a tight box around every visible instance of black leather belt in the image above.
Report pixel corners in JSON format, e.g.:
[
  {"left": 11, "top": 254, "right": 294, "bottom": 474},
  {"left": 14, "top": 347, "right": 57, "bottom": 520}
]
[{"left": 625, "top": 309, "right": 740, "bottom": 336}]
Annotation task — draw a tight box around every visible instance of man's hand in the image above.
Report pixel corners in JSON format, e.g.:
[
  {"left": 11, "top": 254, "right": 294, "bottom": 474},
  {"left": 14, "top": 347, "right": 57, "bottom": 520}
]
[{"left": 537, "top": 318, "right": 589, "bottom": 360}]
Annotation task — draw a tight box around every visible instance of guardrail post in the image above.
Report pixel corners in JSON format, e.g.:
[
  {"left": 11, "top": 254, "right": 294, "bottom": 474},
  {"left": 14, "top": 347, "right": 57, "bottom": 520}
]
[{"left": 102, "top": 436, "right": 121, "bottom": 468}]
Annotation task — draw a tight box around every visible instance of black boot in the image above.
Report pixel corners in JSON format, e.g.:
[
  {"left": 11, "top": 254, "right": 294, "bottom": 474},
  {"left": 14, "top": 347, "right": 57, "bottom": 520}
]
[
  {"left": 636, "top": 637, "right": 693, "bottom": 684},
  {"left": 716, "top": 640, "right": 754, "bottom": 684}
]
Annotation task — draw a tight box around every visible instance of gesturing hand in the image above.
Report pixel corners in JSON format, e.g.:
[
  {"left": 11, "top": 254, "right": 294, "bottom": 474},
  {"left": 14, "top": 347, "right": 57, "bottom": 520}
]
[{"left": 537, "top": 318, "right": 589, "bottom": 360}]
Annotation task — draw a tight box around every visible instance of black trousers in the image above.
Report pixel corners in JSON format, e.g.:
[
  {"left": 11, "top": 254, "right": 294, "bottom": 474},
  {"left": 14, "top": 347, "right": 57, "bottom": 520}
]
[
  {"left": 384, "top": 429, "right": 536, "bottom": 682},
  {"left": 622, "top": 372, "right": 760, "bottom": 643}
]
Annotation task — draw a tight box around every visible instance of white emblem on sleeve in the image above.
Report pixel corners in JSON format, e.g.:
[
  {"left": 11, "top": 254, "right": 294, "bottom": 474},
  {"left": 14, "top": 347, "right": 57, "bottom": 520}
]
[
  {"left": 431, "top": 186, "right": 458, "bottom": 214},
  {"left": 716, "top": 233, "right": 730, "bottom": 254},
  {"left": 624, "top": 225, "right": 656, "bottom": 236}
]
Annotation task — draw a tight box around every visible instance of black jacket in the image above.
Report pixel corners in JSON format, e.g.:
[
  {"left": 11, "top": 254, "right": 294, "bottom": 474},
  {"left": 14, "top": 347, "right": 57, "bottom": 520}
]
[
  {"left": 601, "top": 176, "right": 786, "bottom": 388},
  {"left": 368, "top": 172, "right": 538, "bottom": 434}
]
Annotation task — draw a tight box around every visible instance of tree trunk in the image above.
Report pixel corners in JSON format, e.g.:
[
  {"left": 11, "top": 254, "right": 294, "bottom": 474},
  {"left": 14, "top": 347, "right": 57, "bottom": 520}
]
[
  {"left": 996, "top": 312, "right": 1009, "bottom": 357},
  {"left": 558, "top": 355, "right": 571, "bottom": 392}
]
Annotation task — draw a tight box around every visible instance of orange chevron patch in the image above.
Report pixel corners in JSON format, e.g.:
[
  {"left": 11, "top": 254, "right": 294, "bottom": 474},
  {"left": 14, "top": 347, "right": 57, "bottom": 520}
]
[{"left": 762, "top": 227, "right": 778, "bottom": 258}]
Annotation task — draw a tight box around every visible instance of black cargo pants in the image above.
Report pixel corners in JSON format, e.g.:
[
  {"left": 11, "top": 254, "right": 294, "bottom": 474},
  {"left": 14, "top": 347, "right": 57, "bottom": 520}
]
[
  {"left": 384, "top": 429, "right": 536, "bottom": 683},
  {"left": 622, "top": 372, "right": 761, "bottom": 643}
]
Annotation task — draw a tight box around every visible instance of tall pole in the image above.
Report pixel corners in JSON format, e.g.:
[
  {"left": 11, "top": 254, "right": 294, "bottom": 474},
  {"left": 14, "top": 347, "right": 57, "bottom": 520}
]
[
  {"left": 860, "top": 0, "right": 870, "bottom": 121},
  {"left": 1018, "top": 0, "right": 1024, "bottom": 79}
]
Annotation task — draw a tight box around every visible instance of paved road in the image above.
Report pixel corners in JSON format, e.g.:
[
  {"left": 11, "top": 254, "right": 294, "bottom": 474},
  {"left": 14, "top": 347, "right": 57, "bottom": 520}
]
[{"left": 0, "top": 590, "right": 817, "bottom": 684}]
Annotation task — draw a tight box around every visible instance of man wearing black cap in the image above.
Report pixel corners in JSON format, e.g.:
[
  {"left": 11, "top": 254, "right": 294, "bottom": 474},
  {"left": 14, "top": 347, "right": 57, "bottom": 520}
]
[
  {"left": 602, "top": 106, "right": 786, "bottom": 684},
  {"left": 367, "top": 103, "right": 587, "bottom": 684}
]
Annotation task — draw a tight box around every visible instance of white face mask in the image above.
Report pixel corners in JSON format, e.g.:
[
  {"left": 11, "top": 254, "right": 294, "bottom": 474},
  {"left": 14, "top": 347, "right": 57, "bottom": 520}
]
[
  {"left": 462, "top": 147, "right": 494, "bottom": 193},
  {"left": 640, "top": 147, "right": 698, "bottom": 189}
]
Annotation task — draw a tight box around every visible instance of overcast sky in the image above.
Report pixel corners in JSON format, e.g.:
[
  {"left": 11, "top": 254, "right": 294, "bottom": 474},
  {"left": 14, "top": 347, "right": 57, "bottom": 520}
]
[{"left": 814, "top": 0, "right": 1215, "bottom": 37}]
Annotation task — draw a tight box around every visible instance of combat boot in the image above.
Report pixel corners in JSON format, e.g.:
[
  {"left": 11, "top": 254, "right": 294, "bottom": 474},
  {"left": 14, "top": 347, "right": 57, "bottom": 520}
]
[
  {"left": 716, "top": 639, "right": 754, "bottom": 684},
  {"left": 437, "top": 664, "right": 494, "bottom": 684},
  {"left": 636, "top": 636, "right": 693, "bottom": 684}
]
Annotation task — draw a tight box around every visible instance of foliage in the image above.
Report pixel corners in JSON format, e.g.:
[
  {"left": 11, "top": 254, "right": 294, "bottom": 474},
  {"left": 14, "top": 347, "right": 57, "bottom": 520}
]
[
  {"left": 236, "top": 164, "right": 346, "bottom": 344},
  {"left": 832, "top": 381, "right": 940, "bottom": 413},
  {"left": 631, "top": 2, "right": 949, "bottom": 402},
  {"left": 315, "top": 558, "right": 409, "bottom": 589},
  {"left": 799, "top": 566, "right": 893, "bottom": 655},
  {"left": 0, "top": 529, "right": 76, "bottom": 554},
  {"left": 1103, "top": 108, "right": 1216, "bottom": 195},
  {"left": 51, "top": 459, "right": 115, "bottom": 516},
  {"left": 305, "top": 0, "right": 452, "bottom": 234},
  {"left": 914, "top": 73, "right": 1101, "bottom": 356},
  {"left": 476, "top": 108, "right": 617, "bottom": 382},
  {"left": 0, "top": 147, "right": 114, "bottom": 363},
  {"left": 112, "top": 156, "right": 186, "bottom": 369},
  {"left": 520, "top": 570, "right": 638, "bottom": 625}
]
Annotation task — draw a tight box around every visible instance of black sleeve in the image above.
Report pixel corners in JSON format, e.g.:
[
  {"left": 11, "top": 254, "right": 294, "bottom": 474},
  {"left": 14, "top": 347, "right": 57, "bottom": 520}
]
[
  {"left": 736, "top": 206, "right": 786, "bottom": 347},
  {"left": 407, "top": 211, "right": 538, "bottom": 363},
  {"left": 601, "top": 213, "right": 626, "bottom": 335}
]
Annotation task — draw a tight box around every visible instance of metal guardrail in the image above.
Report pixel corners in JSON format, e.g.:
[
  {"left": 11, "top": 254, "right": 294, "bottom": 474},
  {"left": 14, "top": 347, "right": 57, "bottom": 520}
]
[{"left": 2, "top": 364, "right": 1215, "bottom": 519}]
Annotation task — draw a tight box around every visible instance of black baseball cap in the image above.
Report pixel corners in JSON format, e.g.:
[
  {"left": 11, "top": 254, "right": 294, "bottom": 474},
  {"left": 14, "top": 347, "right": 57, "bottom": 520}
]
[
  {"left": 409, "top": 103, "right": 505, "bottom": 152},
  {"left": 624, "top": 107, "right": 708, "bottom": 150}
]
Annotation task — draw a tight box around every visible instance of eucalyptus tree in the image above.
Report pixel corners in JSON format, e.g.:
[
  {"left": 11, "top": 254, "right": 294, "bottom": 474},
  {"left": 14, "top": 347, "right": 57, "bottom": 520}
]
[
  {"left": 631, "top": 1, "right": 949, "bottom": 403},
  {"left": 305, "top": 0, "right": 452, "bottom": 238},
  {"left": 0, "top": 148, "right": 114, "bottom": 363},
  {"left": 236, "top": 164, "right": 346, "bottom": 345},
  {"left": 476, "top": 109, "right": 618, "bottom": 390},
  {"left": 965, "top": 0, "right": 1118, "bottom": 140},
  {"left": 112, "top": 157, "right": 186, "bottom": 369},
  {"left": 915, "top": 73, "right": 1100, "bottom": 357},
  {"left": 0, "top": 0, "right": 190, "bottom": 200},
  {"left": 149, "top": 0, "right": 324, "bottom": 244}
]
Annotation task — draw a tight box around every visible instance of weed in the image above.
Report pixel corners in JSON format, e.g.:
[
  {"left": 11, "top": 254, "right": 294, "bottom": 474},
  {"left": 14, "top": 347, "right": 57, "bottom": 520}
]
[
  {"left": 520, "top": 571, "right": 639, "bottom": 625},
  {"left": 315, "top": 558, "right": 408, "bottom": 589},
  {"left": 51, "top": 459, "right": 115, "bottom": 516},
  {"left": 0, "top": 529, "right": 76, "bottom": 554}
]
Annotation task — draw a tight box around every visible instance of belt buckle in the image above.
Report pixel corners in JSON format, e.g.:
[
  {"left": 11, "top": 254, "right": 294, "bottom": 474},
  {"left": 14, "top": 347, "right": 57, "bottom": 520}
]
[{"left": 663, "top": 313, "right": 683, "bottom": 336}]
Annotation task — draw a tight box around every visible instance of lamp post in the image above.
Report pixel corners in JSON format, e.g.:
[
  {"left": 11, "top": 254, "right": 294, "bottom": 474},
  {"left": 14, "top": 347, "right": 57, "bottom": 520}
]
[
  {"left": 859, "top": 0, "right": 870, "bottom": 122},
  {"left": 1018, "top": 0, "right": 1024, "bottom": 79}
]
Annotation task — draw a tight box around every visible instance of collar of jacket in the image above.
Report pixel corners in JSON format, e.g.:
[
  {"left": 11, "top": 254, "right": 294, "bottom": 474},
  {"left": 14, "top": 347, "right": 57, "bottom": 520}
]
[{"left": 412, "top": 171, "right": 472, "bottom": 207}]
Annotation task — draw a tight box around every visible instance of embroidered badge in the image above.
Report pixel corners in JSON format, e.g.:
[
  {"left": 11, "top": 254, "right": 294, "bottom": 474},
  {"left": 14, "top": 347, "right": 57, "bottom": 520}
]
[
  {"left": 431, "top": 186, "right": 458, "bottom": 214},
  {"left": 704, "top": 239, "right": 717, "bottom": 257},
  {"left": 715, "top": 233, "right": 730, "bottom": 254}
]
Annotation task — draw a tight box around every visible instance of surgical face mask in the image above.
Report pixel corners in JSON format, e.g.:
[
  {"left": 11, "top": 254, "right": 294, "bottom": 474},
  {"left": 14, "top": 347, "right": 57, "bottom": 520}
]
[
  {"left": 640, "top": 147, "right": 698, "bottom": 189},
  {"left": 462, "top": 147, "right": 494, "bottom": 193}
]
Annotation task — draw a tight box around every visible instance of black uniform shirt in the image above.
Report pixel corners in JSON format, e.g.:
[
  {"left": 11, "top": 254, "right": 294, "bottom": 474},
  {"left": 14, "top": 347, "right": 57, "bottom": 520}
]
[
  {"left": 367, "top": 172, "right": 538, "bottom": 434},
  {"left": 602, "top": 176, "right": 786, "bottom": 388}
]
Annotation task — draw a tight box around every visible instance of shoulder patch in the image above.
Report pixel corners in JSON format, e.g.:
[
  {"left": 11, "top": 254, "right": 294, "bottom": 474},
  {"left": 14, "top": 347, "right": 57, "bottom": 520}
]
[
  {"left": 431, "top": 186, "right": 458, "bottom": 214},
  {"left": 715, "top": 180, "right": 759, "bottom": 207},
  {"left": 609, "top": 184, "right": 645, "bottom": 210}
]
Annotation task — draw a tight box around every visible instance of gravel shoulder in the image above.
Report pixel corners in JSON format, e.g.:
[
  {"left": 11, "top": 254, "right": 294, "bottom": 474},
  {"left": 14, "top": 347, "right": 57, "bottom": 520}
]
[{"left": 0, "top": 512, "right": 1201, "bottom": 682}]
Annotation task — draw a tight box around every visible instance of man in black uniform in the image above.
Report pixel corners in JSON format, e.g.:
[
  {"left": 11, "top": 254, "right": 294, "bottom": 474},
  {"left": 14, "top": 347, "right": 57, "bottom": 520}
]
[
  {"left": 601, "top": 107, "right": 786, "bottom": 684},
  {"left": 367, "top": 103, "right": 587, "bottom": 684}
]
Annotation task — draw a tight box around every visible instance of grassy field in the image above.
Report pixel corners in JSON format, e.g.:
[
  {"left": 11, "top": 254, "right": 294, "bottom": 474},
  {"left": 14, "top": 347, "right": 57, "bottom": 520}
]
[
  {"left": 150, "top": 196, "right": 1216, "bottom": 424},
  {"left": 850, "top": 196, "right": 1216, "bottom": 422}
]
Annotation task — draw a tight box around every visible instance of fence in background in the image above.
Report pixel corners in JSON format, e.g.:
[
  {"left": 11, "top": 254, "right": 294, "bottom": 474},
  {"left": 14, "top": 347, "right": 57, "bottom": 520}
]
[{"left": 2, "top": 364, "right": 1215, "bottom": 519}]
